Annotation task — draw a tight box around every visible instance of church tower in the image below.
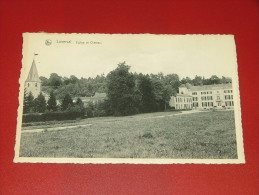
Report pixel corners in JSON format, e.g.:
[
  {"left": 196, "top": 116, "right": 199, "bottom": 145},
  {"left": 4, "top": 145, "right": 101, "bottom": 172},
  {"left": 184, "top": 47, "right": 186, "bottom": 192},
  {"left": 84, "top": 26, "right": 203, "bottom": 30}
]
[{"left": 25, "top": 58, "right": 41, "bottom": 98}]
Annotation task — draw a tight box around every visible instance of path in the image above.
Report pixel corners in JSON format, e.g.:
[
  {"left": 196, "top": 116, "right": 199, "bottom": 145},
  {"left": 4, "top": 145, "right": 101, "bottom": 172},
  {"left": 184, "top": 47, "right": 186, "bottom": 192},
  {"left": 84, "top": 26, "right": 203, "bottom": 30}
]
[
  {"left": 22, "top": 124, "right": 92, "bottom": 133},
  {"left": 147, "top": 109, "right": 206, "bottom": 119}
]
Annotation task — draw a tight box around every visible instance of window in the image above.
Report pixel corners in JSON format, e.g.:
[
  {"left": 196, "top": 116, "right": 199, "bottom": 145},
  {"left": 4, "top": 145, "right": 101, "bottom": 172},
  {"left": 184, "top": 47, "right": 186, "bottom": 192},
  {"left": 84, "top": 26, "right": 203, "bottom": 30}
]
[
  {"left": 224, "top": 89, "right": 233, "bottom": 93},
  {"left": 217, "top": 96, "right": 220, "bottom": 100},
  {"left": 35, "top": 83, "right": 37, "bottom": 87},
  {"left": 193, "top": 97, "right": 198, "bottom": 101},
  {"left": 225, "top": 101, "right": 234, "bottom": 106},
  {"left": 201, "top": 96, "right": 207, "bottom": 101},
  {"left": 193, "top": 102, "right": 198, "bottom": 107},
  {"left": 202, "top": 102, "right": 208, "bottom": 107},
  {"left": 225, "top": 95, "right": 232, "bottom": 100},
  {"left": 201, "top": 92, "right": 206, "bottom": 95},
  {"left": 28, "top": 83, "right": 30, "bottom": 87},
  {"left": 207, "top": 96, "right": 213, "bottom": 100},
  {"left": 208, "top": 102, "right": 213, "bottom": 107},
  {"left": 192, "top": 92, "right": 197, "bottom": 95}
]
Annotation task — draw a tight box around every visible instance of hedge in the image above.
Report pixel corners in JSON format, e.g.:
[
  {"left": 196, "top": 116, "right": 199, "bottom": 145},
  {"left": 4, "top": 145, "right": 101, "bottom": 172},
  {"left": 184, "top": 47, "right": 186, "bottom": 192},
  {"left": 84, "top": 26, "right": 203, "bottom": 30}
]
[{"left": 22, "top": 111, "right": 84, "bottom": 123}]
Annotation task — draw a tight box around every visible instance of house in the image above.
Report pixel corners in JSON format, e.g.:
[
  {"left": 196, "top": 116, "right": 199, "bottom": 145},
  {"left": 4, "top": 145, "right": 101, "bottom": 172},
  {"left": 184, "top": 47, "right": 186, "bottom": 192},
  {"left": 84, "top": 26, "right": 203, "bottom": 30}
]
[
  {"left": 74, "top": 93, "right": 107, "bottom": 106},
  {"left": 170, "top": 83, "right": 234, "bottom": 110}
]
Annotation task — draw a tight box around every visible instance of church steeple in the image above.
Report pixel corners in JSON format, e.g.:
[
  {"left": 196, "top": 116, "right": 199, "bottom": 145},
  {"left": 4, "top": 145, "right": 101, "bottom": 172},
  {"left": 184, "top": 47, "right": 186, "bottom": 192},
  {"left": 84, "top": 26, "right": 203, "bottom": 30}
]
[
  {"left": 25, "top": 57, "right": 41, "bottom": 98},
  {"left": 26, "top": 59, "right": 41, "bottom": 82}
]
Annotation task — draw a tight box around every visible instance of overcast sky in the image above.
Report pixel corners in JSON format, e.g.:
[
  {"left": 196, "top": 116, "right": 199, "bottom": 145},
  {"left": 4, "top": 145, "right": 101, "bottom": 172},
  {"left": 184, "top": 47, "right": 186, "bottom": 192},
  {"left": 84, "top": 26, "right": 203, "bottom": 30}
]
[{"left": 22, "top": 33, "right": 238, "bottom": 80}]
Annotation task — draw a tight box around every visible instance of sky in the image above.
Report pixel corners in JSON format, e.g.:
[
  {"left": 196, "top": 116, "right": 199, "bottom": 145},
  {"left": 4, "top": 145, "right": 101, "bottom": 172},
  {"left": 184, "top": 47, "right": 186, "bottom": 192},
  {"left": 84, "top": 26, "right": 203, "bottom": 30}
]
[{"left": 22, "top": 33, "right": 238, "bottom": 80}]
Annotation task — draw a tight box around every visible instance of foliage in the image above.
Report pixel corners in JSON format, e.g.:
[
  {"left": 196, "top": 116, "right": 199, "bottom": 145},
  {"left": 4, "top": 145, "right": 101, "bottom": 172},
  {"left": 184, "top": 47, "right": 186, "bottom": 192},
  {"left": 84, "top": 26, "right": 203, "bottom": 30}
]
[
  {"left": 33, "top": 92, "right": 46, "bottom": 113},
  {"left": 47, "top": 91, "right": 58, "bottom": 111},
  {"left": 137, "top": 74, "right": 155, "bottom": 113},
  {"left": 61, "top": 94, "right": 73, "bottom": 111},
  {"left": 106, "top": 62, "right": 137, "bottom": 116},
  {"left": 23, "top": 91, "right": 34, "bottom": 114}
]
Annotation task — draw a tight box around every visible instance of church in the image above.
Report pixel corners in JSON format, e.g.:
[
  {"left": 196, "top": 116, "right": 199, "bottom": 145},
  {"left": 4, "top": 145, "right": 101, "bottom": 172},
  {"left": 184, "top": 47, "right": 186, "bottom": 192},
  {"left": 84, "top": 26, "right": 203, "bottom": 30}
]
[{"left": 24, "top": 59, "right": 41, "bottom": 98}]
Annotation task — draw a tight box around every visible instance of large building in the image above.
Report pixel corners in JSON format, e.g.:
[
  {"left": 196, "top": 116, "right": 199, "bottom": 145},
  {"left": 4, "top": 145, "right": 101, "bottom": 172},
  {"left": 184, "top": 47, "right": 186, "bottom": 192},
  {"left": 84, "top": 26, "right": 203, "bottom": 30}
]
[
  {"left": 24, "top": 59, "right": 41, "bottom": 98},
  {"left": 170, "top": 83, "right": 234, "bottom": 110}
]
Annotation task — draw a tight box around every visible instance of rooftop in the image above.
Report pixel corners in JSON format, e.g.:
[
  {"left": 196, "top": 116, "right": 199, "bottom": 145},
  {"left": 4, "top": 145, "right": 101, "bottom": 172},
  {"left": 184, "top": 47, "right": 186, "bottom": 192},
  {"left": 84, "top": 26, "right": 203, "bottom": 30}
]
[
  {"left": 189, "top": 83, "right": 232, "bottom": 91},
  {"left": 180, "top": 83, "right": 232, "bottom": 91},
  {"left": 26, "top": 59, "right": 41, "bottom": 82}
]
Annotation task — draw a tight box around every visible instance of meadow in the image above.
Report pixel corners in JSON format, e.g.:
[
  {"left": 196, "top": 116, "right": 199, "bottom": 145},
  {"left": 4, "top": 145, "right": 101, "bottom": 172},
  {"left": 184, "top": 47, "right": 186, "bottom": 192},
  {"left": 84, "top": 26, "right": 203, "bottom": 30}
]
[{"left": 19, "top": 110, "right": 237, "bottom": 159}]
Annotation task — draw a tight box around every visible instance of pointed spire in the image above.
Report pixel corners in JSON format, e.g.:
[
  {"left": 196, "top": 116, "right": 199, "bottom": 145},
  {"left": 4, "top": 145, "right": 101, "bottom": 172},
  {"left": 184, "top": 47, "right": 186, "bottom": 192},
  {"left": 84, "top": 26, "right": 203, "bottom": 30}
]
[{"left": 26, "top": 59, "right": 41, "bottom": 82}]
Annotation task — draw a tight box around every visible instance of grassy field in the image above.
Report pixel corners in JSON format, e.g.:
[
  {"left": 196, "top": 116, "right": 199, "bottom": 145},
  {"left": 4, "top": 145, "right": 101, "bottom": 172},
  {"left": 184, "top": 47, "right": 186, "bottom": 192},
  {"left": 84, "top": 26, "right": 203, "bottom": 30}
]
[{"left": 19, "top": 110, "right": 237, "bottom": 159}]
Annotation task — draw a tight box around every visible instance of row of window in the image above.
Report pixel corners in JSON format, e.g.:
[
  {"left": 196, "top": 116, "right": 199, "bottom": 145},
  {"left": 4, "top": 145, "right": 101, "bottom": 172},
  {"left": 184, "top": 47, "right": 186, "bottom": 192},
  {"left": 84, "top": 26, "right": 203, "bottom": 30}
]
[
  {"left": 225, "top": 101, "right": 234, "bottom": 106},
  {"left": 201, "top": 102, "right": 214, "bottom": 107},
  {"left": 201, "top": 91, "right": 212, "bottom": 95},
  {"left": 175, "top": 104, "right": 192, "bottom": 110},
  {"left": 201, "top": 96, "right": 213, "bottom": 101},
  {"left": 193, "top": 101, "right": 234, "bottom": 107},
  {"left": 225, "top": 95, "right": 233, "bottom": 100},
  {"left": 224, "top": 90, "right": 233, "bottom": 93},
  {"left": 193, "top": 91, "right": 213, "bottom": 95},
  {"left": 176, "top": 97, "right": 192, "bottom": 103},
  {"left": 192, "top": 90, "right": 232, "bottom": 96},
  {"left": 193, "top": 96, "right": 217, "bottom": 101}
]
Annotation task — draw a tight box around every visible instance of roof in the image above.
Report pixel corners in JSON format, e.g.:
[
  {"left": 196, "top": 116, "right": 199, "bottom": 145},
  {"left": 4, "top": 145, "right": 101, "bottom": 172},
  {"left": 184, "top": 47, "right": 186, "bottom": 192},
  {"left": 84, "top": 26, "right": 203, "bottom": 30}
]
[
  {"left": 189, "top": 83, "right": 232, "bottom": 91},
  {"left": 26, "top": 59, "right": 41, "bottom": 82}
]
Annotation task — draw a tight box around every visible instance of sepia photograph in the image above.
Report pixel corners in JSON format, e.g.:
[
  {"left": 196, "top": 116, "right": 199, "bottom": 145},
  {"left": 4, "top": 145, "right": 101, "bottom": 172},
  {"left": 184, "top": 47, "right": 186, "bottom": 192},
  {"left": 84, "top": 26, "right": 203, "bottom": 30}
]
[{"left": 14, "top": 33, "right": 244, "bottom": 164}]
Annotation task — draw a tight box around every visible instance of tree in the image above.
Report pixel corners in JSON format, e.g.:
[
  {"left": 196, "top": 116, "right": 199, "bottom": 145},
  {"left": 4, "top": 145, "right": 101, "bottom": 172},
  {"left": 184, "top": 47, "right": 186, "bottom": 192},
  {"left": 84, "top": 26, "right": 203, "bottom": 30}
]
[
  {"left": 162, "top": 85, "right": 174, "bottom": 111},
  {"left": 209, "top": 75, "right": 221, "bottom": 84},
  {"left": 75, "top": 97, "right": 85, "bottom": 115},
  {"left": 39, "top": 76, "right": 48, "bottom": 86},
  {"left": 48, "top": 73, "right": 63, "bottom": 88},
  {"left": 221, "top": 76, "right": 232, "bottom": 84},
  {"left": 137, "top": 74, "right": 155, "bottom": 113},
  {"left": 86, "top": 101, "right": 95, "bottom": 117},
  {"left": 23, "top": 90, "right": 34, "bottom": 114},
  {"left": 34, "top": 92, "right": 46, "bottom": 113},
  {"left": 61, "top": 93, "right": 73, "bottom": 111},
  {"left": 193, "top": 75, "right": 203, "bottom": 86},
  {"left": 69, "top": 75, "right": 79, "bottom": 84},
  {"left": 151, "top": 79, "right": 164, "bottom": 111},
  {"left": 106, "top": 62, "right": 137, "bottom": 116},
  {"left": 47, "top": 91, "right": 58, "bottom": 111}
]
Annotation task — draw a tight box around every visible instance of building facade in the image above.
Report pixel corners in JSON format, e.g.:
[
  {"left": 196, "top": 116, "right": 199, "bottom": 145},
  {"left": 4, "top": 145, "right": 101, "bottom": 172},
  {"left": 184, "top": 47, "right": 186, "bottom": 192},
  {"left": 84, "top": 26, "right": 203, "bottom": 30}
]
[
  {"left": 24, "top": 59, "right": 41, "bottom": 98},
  {"left": 170, "top": 83, "right": 234, "bottom": 110},
  {"left": 169, "top": 94, "right": 193, "bottom": 110}
]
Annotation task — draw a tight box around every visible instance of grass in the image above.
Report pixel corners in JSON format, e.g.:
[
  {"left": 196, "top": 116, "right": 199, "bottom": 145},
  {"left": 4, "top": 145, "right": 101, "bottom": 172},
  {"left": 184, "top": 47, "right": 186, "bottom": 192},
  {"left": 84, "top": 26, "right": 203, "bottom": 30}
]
[{"left": 19, "top": 110, "right": 237, "bottom": 159}]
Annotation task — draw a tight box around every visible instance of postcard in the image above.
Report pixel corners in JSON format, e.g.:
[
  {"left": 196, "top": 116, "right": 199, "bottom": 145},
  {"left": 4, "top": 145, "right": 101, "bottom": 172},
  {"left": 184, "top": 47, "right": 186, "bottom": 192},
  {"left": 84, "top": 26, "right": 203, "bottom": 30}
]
[{"left": 14, "top": 33, "right": 245, "bottom": 164}]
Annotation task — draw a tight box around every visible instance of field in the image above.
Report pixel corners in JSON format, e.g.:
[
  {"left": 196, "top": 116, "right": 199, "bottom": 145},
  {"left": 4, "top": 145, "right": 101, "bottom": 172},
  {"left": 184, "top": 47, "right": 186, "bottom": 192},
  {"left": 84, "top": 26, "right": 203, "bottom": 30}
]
[{"left": 19, "top": 110, "right": 238, "bottom": 159}]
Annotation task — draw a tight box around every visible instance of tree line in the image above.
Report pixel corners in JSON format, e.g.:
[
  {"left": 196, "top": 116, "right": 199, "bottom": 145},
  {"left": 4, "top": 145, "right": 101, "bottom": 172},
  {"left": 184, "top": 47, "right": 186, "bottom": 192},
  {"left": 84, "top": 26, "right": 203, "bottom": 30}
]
[
  {"left": 39, "top": 66, "right": 231, "bottom": 101},
  {"left": 23, "top": 90, "right": 85, "bottom": 115},
  {"left": 23, "top": 62, "right": 232, "bottom": 119}
]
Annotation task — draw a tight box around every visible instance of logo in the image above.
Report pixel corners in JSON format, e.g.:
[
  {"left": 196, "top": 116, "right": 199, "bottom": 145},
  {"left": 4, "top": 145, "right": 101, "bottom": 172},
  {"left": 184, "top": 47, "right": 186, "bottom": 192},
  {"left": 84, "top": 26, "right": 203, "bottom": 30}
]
[{"left": 45, "top": 39, "right": 52, "bottom": 46}]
